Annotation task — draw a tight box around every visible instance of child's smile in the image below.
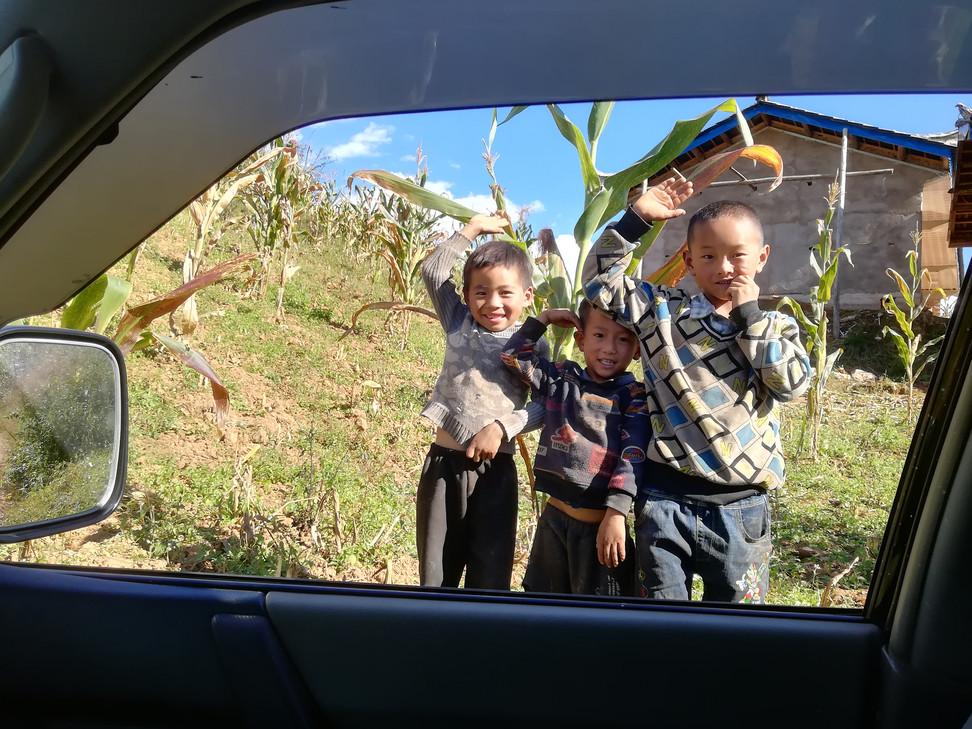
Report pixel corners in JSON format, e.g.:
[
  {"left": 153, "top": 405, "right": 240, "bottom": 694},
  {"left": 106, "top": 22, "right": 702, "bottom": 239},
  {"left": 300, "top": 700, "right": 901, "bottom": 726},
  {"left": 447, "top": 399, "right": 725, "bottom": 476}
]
[
  {"left": 575, "top": 309, "right": 640, "bottom": 383},
  {"left": 465, "top": 264, "right": 533, "bottom": 332}
]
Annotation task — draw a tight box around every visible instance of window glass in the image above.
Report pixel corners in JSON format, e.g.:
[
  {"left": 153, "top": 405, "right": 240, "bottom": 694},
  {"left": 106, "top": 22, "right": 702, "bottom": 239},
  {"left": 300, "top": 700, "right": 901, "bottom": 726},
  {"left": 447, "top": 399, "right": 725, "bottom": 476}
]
[{"left": 1, "top": 95, "right": 963, "bottom": 608}]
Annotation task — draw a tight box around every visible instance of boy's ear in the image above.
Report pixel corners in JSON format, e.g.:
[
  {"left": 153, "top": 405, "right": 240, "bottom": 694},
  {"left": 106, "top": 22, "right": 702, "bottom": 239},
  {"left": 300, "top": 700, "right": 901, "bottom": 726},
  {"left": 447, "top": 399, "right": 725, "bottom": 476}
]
[
  {"left": 632, "top": 348, "right": 641, "bottom": 361},
  {"left": 756, "top": 244, "right": 769, "bottom": 273},
  {"left": 523, "top": 287, "right": 534, "bottom": 306},
  {"left": 573, "top": 329, "right": 585, "bottom": 352},
  {"left": 682, "top": 245, "right": 694, "bottom": 275}
]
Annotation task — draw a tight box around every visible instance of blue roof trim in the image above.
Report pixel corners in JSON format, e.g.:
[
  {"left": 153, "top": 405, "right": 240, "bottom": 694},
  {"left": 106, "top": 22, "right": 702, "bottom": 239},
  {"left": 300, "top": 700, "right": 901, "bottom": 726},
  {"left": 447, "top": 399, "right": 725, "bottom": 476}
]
[{"left": 681, "top": 103, "right": 955, "bottom": 162}]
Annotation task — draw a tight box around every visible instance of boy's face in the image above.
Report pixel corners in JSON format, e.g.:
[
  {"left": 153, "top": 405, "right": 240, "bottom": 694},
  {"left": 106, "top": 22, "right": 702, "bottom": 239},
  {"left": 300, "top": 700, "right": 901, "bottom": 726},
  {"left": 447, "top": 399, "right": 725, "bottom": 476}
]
[
  {"left": 464, "top": 265, "right": 533, "bottom": 332},
  {"left": 683, "top": 216, "right": 768, "bottom": 311},
  {"left": 574, "top": 309, "right": 640, "bottom": 383}
]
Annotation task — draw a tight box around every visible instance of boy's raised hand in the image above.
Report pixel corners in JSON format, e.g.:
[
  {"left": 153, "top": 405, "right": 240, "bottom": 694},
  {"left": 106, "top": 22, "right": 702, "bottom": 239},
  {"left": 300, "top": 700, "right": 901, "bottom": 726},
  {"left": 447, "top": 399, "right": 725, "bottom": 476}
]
[
  {"left": 631, "top": 177, "right": 694, "bottom": 223},
  {"left": 536, "top": 308, "right": 583, "bottom": 330},
  {"left": 596, "top": 508, "right": 627, "bottom": 568},
  {"left": 460, "top": 211, "right": 512, "bottom": 240}
]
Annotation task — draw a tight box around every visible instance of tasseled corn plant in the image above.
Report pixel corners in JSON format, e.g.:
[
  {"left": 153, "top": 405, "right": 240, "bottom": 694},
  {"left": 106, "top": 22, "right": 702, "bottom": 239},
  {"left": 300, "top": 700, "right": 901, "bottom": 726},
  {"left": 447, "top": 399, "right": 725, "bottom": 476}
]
[
  {"left": 882, "top": 224, "right": 945, "bottom": 421},
  {"left": 778, "top": 181, "right": 853, "bottom": 459}
]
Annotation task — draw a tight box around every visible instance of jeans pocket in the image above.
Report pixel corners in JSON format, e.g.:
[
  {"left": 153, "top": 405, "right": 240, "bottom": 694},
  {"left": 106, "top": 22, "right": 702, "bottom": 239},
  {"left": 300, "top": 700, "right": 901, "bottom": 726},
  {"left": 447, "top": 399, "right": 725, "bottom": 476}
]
[
  {"left": 633, "top": 497, "right": 656, "bottom": 529},
  {"left": 736, "top": 498, "right": 770, "bottom": 542}
]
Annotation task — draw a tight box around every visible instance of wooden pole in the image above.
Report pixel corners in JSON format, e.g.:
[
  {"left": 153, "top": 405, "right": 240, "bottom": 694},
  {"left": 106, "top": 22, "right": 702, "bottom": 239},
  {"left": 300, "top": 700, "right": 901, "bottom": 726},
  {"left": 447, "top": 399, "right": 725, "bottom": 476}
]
[{"left": 832, "top": 129, "right": 848, "bottom": 338}]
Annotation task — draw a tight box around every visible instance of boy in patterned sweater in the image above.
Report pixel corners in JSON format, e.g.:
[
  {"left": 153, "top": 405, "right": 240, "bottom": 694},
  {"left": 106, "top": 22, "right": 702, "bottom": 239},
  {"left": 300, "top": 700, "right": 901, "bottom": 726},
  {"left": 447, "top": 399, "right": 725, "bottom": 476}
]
[
  {"left": 418, "top": 211, "right": 548, "bottom": 591},
  {"left": 501, "top": 300, "right": 648, "bottom": 596},
  {"left": 583, "top": 180, "right": 810, "bottom": 603}
]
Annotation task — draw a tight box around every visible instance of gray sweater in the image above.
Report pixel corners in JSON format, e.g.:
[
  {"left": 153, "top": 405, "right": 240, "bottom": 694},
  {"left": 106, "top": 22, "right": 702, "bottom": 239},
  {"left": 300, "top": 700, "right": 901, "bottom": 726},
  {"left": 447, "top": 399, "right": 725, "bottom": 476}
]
[{"left": 420, "top": 232, "right": 547, "bottom": 454}]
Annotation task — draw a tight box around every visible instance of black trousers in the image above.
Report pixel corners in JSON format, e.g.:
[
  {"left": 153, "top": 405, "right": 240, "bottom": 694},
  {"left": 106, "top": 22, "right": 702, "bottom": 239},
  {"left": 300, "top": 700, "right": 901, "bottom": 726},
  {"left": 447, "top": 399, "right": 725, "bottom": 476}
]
[
  {"left": 523, "top": 502, "right": 635, "bottom": 596},
  {"left": 416, "top": 444, "right": 518, "bottom": 590}
]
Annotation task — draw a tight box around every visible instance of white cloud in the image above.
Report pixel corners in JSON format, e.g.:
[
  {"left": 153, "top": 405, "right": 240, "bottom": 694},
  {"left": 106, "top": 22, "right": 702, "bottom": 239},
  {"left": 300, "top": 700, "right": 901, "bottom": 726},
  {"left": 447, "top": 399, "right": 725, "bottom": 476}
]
[
  {"left": 328, "top": 122, "right": 394, "bottom": 161},
  {"left": 555, "top": 234, "right": 580, "bottom": 288},
  {"left": 424, "top": 180, "right": 454, "bottom": 196},
  {"left": 449, "top": 161, "right": 461, "bottom": 169}
]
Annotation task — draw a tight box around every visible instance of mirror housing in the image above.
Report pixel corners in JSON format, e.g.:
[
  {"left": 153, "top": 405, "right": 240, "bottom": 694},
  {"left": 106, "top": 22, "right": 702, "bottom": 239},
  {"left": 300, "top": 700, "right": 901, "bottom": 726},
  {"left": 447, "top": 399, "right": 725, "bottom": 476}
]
[{"left": 0, "top": 326, "right": 127, "bottom": 543}]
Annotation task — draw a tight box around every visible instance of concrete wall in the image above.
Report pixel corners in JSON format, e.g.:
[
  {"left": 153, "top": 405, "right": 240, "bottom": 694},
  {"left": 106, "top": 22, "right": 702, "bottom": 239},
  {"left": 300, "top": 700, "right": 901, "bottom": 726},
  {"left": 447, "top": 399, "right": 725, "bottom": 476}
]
[{"left": 640, "top": 127, "right": 948, "bottom": 308}]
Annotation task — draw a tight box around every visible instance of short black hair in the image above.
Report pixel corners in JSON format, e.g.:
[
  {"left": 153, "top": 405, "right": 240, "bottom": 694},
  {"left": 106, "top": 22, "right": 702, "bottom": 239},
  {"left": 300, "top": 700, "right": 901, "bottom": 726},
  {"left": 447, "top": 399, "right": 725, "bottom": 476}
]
[
  {"left": 687, "top": 200, "right": 764, "bottom": 246},
  {"left": 462, "top": 240, "right": 533, "bottom": 293},
  {"left": 578, "top": 299, "right": 595, "bottom": 327}
]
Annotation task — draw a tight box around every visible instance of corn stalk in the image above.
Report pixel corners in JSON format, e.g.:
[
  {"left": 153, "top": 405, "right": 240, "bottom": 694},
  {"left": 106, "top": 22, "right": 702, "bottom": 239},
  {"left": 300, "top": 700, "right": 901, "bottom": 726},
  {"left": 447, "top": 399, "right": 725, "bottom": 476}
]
[
  {"left": 239, "top": 138, "right": 320, "bottom": 320},
  {"left": 348, "top": 149, "right": 446, "bottom": 348},
  {"left": 778, "top": 182, "right": 853, "bottom": 459},
  {"left": 882, "top": 225, "right": 945, "bottom": 420}
]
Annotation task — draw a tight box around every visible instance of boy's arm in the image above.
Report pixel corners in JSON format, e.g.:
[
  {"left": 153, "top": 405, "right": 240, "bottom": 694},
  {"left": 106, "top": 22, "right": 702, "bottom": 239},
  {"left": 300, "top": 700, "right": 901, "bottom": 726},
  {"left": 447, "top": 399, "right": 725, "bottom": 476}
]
[
  {"left": 421, "top": 213, "right": 511, "bottom": 331},
  {"left": 581, "top": 178, "right": 691, "bottom": 325},
  {"left": 731, "top": 302, "right": 812, "bottom": 401},
  {"left": 500, "top": 316, "right": 561, "bottom": 397}
]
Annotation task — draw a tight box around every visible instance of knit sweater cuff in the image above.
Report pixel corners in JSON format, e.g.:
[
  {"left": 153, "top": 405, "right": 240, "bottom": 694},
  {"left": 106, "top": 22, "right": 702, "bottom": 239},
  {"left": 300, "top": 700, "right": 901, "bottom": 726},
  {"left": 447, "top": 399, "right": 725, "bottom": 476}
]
[
  {"left": 730, "top": 300, "right": 763, "bottom": 329},
  {"left": 604, "top": 489, "right": 633, "bottom": 514},
  {"left": 614, "top": 208, "right": 654, "bottom": 243}
]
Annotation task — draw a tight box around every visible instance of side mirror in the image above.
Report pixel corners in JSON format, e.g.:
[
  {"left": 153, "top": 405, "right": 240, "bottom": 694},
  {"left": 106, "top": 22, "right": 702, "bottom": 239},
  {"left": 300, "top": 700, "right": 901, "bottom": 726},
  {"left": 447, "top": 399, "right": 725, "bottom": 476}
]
[{"left": 0, "top": 327, "right": 127, "bottom": 543}]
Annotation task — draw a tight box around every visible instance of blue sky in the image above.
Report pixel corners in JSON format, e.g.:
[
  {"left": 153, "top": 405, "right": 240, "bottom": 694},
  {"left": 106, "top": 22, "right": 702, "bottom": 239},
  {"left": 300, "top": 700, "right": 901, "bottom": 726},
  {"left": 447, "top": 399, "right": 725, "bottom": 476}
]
[{"left": 301, "top": 93, "right": 970, "bottom": 272}]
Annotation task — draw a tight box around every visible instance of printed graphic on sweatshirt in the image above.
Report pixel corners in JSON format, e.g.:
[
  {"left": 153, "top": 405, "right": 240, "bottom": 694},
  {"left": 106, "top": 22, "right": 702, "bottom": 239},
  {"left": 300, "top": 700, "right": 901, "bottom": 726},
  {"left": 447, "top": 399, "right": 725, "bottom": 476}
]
[{"left": 550, "top": 424, "right": 578, "bottom": 452}]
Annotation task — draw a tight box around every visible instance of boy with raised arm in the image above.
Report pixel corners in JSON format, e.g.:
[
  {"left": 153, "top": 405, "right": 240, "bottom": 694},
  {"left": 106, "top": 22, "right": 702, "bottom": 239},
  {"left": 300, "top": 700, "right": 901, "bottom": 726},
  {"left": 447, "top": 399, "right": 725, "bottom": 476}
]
[
  {"left": 418, "top": 212, "right": 548, "bottom": 590},
  {"left": 501, "top": 300, "right": 648, "bottom": 596},
  {"left": 583, "top": 181, "right": 810, "bottom": 603}
]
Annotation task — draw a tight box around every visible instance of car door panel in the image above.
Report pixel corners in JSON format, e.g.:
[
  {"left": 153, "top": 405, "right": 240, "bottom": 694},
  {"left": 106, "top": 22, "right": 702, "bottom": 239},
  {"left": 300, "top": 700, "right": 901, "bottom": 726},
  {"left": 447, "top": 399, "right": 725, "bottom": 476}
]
[
  {"left": 265, "top": 590, "right": 884, "bottom": 728},
  {"left": 0, "top": 562, "right": 883, "bottom": 728}
]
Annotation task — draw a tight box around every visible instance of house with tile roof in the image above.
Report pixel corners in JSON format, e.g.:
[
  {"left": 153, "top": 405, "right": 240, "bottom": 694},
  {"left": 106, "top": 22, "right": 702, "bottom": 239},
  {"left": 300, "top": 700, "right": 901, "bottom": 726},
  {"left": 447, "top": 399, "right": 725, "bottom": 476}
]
[{"left": 641, "top": 98, "right": 960, "bottom": 309}]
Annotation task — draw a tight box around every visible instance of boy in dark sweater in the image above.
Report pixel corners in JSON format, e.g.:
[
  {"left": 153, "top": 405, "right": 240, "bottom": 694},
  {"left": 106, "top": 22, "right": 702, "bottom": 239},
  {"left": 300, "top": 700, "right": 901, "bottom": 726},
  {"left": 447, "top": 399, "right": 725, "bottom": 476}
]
[
  {"left": 418, "top": 212, "right": 548, "bottom": 590},
  {"left": 501, "top": 300, "right": 648, "bottom": 595}
]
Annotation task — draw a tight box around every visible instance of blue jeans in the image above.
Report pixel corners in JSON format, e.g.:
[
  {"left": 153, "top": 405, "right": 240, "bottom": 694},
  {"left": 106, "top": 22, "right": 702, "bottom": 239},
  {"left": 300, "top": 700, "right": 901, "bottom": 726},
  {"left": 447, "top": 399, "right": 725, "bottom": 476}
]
[{"left": 634, "top": 491, "right": 771, "bottom": 603}]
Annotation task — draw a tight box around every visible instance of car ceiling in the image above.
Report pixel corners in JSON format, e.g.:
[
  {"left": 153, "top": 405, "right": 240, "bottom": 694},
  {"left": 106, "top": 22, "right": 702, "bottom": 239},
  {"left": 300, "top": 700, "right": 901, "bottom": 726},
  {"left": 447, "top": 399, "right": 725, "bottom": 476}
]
[{"left": 0, "top": 0, "right": 970, "bottom": 323}]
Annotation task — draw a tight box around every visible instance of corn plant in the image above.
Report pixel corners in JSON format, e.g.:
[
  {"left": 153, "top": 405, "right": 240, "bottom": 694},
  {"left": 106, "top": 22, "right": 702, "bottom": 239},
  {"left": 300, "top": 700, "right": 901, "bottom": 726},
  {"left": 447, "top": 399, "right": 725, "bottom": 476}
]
[
  {"left": 349, "top": 150, "right": 445, "bottom": 348},
  {"left": 882, "top": 225, "right": 945, "bottom": 420},
  {"left": 778, "top": 182, "right": 853, "bottom": 459},
  {"left": 59, "top": 253, "right": 257, "bottom": 434},
  {"left": 178, "top": 149, "right": 280, "bottom": 333},
  {"left": 239, "top": 138, "right": 320, "bottom": 320}
]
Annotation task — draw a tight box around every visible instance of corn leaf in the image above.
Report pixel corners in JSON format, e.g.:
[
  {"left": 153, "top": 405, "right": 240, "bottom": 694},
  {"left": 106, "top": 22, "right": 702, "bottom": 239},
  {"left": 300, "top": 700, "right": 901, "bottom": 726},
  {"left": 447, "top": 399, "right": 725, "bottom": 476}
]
[
  {"left": 882, "top": 326, "right": 912, "bottom": 361},
  {"left": 881, "top": 297, "right": 915, "bottom": 339},
  {"left": 151, "top": 331, "right": 231, "bottom": 431},
  {"left": 587, "top": 101, "right": 615, "bottom": 146},
  {"left": 115, "top": 252, "right": 257, "bottom": 354},
  {"left": 349, "top": 169, "right": 482, "bottom": 224},
  {"left": 61, "top": 274, "right": 133, "bottom": 335},
  {"left": 688, "top": 145, "right": 784, "bottom": 193},
  {"left": 646, "top": 241, "right": 688, "bottom": 286},
  {"left": 820, "top": 347, "right": 843, "bottom": 386},
  {"left": 778, "top": 296, "right": 819, "bottom": 342},
  {"left": 497, "top": 105, "right": 530, "bottom": 127},
  {"left": 886, "top": 268, "right": 915, "bottom": 307},
  {"left": 907, "top": 249, "right": 918, "bottom": 279},
  {"left": 348, "top": 301, "right": 439, "bottom": 331},
  {"left": 546, "top": 104, "right": 599, "bottom": 195},
  {"left": 597, "top": 99, "right": 739, "bottom": 224}
]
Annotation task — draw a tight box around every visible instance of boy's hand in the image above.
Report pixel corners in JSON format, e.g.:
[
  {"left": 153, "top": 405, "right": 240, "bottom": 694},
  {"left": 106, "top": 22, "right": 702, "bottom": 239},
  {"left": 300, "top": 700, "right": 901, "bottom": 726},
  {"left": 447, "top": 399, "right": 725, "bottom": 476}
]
[
  {"left": 631, "top": 177, "right": 694, "bottom": 223},
  {"left": 728, "top": 274, "right": 760, "bottom": 308},
  {"left": 537, "top": 308, "right": 582, "bottom": 330},
  {"left": 596, "top": 508, "right": 627, "bottom": 568},
  {"left": 460, "top": 211, "right": 511, "bottom": 240},
  {"left": 466, "top": 421, "right": 505, "bottom": 462}
]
